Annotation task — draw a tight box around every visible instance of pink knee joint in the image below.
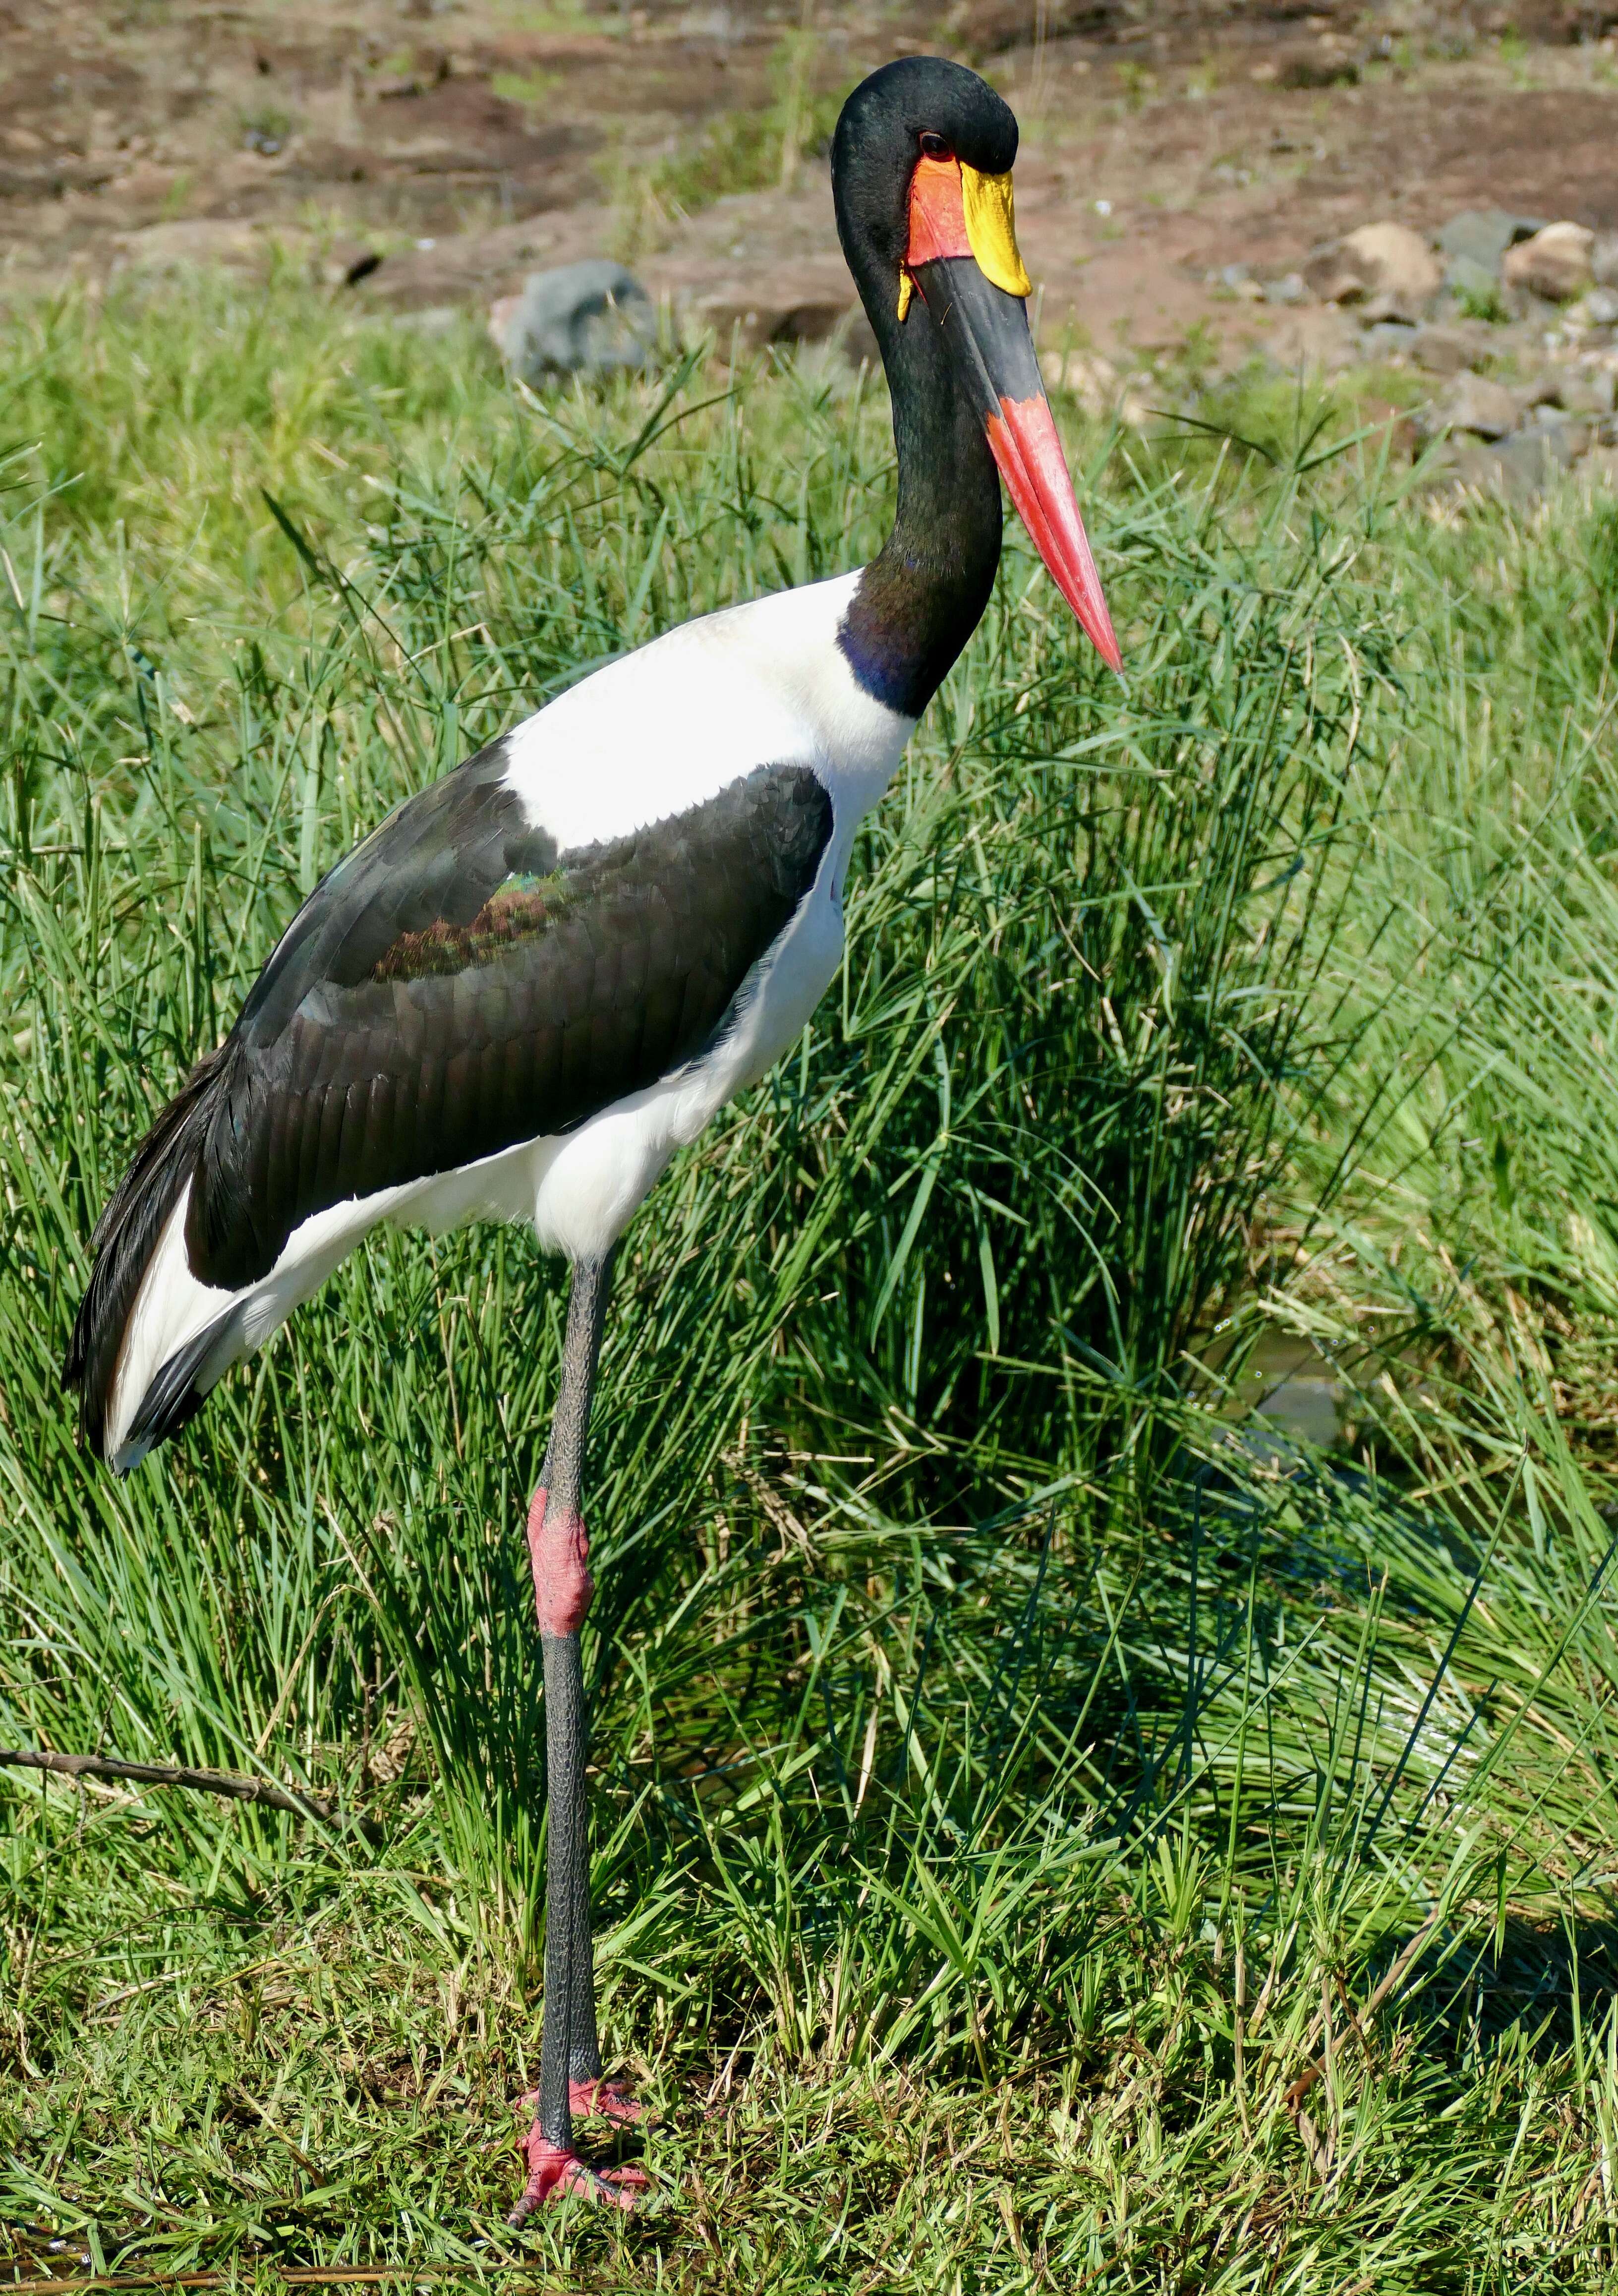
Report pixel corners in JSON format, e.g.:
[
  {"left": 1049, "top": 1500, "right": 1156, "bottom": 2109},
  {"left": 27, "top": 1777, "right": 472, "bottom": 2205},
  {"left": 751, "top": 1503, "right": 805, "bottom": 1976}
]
[{"left": 527, "top": 1487, "right": 594, "bottom": 1637}]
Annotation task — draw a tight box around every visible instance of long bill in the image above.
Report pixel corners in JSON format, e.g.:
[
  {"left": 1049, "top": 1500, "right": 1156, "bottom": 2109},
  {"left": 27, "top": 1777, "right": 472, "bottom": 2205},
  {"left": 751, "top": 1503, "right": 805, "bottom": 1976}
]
[{"left": 912, "top": 253, "right": 1122, "bottom": 673}]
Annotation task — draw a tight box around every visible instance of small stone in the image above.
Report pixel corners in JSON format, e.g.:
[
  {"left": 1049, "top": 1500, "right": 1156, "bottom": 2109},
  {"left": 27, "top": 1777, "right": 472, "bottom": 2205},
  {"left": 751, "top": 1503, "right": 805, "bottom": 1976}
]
[
  {"left": 1440, "top": 373, "right": 1520, "bottom": 438},
  {"left": 1505, "top": 422, "right": 1586, "bottom": 474},
  {"left": 1516, "top": 372, "right": 1563, "bottom": 411},
  {"left": 493, "top": 259, "right": 656, "bottom": 383},
  {"left": 1580, "top": 288, "right": 1618, "bottom": 329},
  {"left": 1502, "top": 223, "right": 1595, "bottom": 304},
  {"left": 1411, "top": 324, "right": 1481, "bottom": 375},
  {"left": 1361, "top": 318, "right": 1419, "bottom": 356},
  {"left": 1273, "top": 44, "right": 1359, "bottom": 87},
  {"left": 1436, "top": 207, "right": 1546, "bottom": 274},
  {"left": 1262, "top": 272, "right": 1308, "bottom": 306},
  {"left": 1592, "top": 233, "right": 1618, "bottom": 290},
  {"left": 1042, "top": 348, "right": 1113, "bottom": 406},
  {"left": 1304, "top": 222, "right": 1441, "bottom": 324},
  {"left": 1445, "top": 430, "right": 1578, "bottom": 508},
  {"left": 1443, "top": 441, "right": 1518, "bottom": 503},
  {"left": 1547, "top": 366, "right": 1618, "bottom": 417}
]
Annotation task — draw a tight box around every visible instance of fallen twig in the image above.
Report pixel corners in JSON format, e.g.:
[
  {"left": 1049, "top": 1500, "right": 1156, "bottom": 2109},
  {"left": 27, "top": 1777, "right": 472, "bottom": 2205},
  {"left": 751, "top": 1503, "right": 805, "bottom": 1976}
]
[
  {"left": 0, "top": 1747, "right": 372, "bottom": 1836},
  {"left": 2, "top": 2269, "right": 558, "bottom": 2293}
]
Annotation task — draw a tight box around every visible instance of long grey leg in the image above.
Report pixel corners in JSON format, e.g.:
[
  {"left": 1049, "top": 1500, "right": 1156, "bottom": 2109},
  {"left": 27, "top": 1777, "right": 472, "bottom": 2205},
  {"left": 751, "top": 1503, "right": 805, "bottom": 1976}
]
[
  {"left": 528, "top": 1252, "right": 612, "bottom": 2159},
  {"left": 509, "top": 1253, "right": 645, "bottom": 2219}
]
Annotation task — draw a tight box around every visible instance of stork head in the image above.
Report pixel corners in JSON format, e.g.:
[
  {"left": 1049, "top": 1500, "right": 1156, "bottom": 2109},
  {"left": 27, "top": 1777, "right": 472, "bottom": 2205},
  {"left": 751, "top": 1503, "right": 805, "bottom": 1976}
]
[{"left": 832, "top": 58, "right": 1120, "bottom": 673}]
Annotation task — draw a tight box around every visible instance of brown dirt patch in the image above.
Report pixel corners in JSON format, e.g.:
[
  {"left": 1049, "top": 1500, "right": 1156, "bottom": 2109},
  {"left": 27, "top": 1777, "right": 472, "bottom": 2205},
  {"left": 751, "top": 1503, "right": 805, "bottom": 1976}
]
[{"left": 1, "top": 2, "right": 1616, "bottom": 373}]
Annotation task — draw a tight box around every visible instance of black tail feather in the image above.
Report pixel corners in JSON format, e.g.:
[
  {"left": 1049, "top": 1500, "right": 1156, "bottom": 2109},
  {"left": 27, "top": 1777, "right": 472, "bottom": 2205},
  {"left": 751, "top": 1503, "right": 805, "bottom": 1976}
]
[
  {"left": 63, "top": 1047, "right": 234, "bottom": 1464},
  {"left": 122, "top": 1303, "right": 243, "bottom": 1459}
]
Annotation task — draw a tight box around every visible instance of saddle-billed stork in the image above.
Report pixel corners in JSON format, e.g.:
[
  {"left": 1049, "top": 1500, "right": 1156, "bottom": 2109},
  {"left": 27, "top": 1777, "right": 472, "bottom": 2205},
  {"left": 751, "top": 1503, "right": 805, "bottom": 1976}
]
[{"left": 65, "top": 56, "right": 1118, "bottom": 2215}]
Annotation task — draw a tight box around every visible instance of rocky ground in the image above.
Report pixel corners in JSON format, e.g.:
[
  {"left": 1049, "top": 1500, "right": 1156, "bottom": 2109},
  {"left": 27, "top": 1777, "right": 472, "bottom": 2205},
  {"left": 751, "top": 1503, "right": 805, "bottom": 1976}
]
[{"left": 5, "top": 1, "right": 1618, "bottom": 493}]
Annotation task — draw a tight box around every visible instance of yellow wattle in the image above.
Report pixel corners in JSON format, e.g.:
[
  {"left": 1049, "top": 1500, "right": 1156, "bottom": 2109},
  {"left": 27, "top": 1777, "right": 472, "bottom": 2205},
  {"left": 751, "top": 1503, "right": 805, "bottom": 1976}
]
[{"left": 960, "top": 166, "right": 1033, "bottom": 299}]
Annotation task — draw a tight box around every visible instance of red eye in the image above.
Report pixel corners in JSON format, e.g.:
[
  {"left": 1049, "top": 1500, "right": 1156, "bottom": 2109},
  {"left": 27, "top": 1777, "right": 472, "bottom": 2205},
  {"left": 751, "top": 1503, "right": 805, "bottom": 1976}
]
[{"left": 918, "top": 131, "right": 951, "bottom": 160}]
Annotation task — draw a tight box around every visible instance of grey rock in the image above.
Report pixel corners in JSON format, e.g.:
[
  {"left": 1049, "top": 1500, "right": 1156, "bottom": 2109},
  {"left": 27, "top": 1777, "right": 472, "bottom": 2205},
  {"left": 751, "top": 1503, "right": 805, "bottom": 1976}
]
[
  {"left": 1542, "top": 367, "right": 1618, "bottom": 418},
  {"left": 1517, "top": 371, "right": 1564, "bottom": 411},
  {"left": 1441, "top": 442, "right": 1519, "bottom": 501},
  {"left": 1436, "top": 207, "right": 1547, "bottom": 275},
  {"left": 1276, "top": 47, "right": 1359, "bottom": 89},
  {"left": 1262, "top": 272, "right": 1308, "bottom": 306},
  {"left": 1438, "top": 441, "right": 1516, "bottom": 506},
  {"left": 1038, "top": 351, "right": 1150, "bottom": 425},
  {"left": 1449, "top": 424, "right": 1587, "bottom": 507},
  {"left": 1582, "top": 287, "right": 1618, "bottom": 329},
  {"left": 1360, "top": 318, "right": 1419, "bottom": 355},
  {"left": 1216, "top": 262, "right": 1264, "bottom": 302},
  {"left": 1441, "top": 372, "right": 1521, "bottom": 438},
  {"left": 1505, "top": 422, "right": 1586, "bottom": 473},
  {"left": 1592, "top": 233, "right": 1618, "bottom": 290},
  {"left": 1305, "top": 221, "right": 1441, "bottom": 323},
  {"left": 1411, "top": 323, "right": 1486, "bottom": 375},
  {"left": 494, "top": 259, "right": 656, "bottom": 382},
  {"left": 1502, "top": 223, "right": 1595, "bottom": 304}
]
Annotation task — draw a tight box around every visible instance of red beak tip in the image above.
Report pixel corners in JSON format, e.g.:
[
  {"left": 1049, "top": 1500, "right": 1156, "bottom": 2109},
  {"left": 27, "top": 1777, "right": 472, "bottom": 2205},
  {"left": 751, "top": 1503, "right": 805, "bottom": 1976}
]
[{"left": 986, "top": 390, "right": 1122, "bottom": 683}]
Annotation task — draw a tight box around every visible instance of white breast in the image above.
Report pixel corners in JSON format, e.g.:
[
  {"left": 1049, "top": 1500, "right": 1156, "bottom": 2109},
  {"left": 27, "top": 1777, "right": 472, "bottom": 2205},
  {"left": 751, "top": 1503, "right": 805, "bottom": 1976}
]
[
  {"left": 501, "top": 571, "right": 914, "bottom": 845},
  {"left": 495, "top": 573, "right": 917, "bottom": 1263}
]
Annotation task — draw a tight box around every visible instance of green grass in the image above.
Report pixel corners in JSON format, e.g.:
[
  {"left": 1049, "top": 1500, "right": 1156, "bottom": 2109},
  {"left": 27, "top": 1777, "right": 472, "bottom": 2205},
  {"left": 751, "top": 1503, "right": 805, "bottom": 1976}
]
[{"left": 5, "top": 281, "right": 1618, "bottom": 2289}]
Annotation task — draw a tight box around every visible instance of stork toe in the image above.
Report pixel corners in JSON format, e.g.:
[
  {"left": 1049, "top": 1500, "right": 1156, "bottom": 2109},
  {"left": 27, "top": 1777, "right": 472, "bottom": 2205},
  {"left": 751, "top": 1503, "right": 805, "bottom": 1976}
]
[
  {"left": 508, "top": 2119, "right": 649, "bottom": 2221},
  {"left": 569, "top": 2074, "right": 648, "bottom": 2127}
]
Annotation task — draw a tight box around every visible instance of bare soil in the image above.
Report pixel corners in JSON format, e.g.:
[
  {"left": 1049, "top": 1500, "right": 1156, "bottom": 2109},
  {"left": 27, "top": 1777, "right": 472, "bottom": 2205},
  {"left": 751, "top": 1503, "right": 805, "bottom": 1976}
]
[{"left": 3, "top": 1, "right": 1618, "bottom": 369}]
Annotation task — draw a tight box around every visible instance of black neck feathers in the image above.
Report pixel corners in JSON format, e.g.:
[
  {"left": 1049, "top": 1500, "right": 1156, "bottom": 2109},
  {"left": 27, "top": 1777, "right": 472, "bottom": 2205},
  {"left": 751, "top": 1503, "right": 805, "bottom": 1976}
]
[
  {"left": 838, "top": 319, "right": 1003, "bottom": 720},
  {"left": 830, "top": 60, "right": 1014, "bottom": 720}
]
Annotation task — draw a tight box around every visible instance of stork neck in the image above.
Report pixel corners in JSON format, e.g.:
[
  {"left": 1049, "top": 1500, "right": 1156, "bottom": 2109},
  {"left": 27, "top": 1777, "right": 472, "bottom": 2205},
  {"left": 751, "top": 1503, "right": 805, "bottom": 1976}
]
[{"left": 838, "top": 308, "right": 1003, "bottom": 720}]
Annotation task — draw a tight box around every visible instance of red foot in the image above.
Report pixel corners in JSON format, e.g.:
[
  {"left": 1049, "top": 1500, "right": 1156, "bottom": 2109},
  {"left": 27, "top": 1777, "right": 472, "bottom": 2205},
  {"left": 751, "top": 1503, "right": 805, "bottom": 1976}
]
[
  {"left": 508, "top": 2124, "right": 648, "bottom": 2222},
  {"left": 526, "top": 1487, "right": 593, "bottom": 1638},
  {"left": 570, "top": 2075, "right": 646, "bottom": 2127}
]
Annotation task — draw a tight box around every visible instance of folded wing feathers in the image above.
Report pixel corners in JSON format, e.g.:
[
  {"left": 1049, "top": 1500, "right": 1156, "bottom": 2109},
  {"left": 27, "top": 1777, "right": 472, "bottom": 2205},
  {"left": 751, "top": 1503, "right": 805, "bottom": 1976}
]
[{"left": 62, "top": 757, "right": 836, "bottom": 1470}]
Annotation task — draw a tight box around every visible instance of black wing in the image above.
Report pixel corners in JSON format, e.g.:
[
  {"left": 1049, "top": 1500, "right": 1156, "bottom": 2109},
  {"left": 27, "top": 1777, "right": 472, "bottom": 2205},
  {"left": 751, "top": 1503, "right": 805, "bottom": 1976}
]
[{"left": 183, "top": 737, "right": 833, "bottom": 1289}]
